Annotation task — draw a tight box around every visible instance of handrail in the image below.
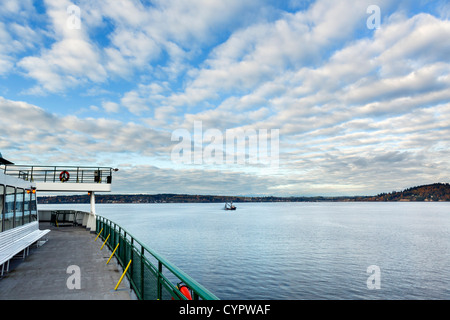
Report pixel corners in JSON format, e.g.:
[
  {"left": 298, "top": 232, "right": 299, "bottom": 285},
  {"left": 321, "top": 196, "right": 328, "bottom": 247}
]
[
  {"left": 96, "top": 215, "right": 219, "bottom": 300},
  {"left": 3, "top": 165, "right": 118, "bottom": 184}
]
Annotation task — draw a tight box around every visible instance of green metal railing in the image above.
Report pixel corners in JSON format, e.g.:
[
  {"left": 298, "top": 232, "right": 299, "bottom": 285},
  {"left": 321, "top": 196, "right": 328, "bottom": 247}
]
[{"left": 96, "top": 215, "right": 219, "bottom": 300}]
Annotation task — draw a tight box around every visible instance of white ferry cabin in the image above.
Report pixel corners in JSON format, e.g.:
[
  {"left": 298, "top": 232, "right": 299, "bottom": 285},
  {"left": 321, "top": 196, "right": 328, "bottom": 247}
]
[{"left": 0, "top": 153, "right": 50, "bottom": 276}]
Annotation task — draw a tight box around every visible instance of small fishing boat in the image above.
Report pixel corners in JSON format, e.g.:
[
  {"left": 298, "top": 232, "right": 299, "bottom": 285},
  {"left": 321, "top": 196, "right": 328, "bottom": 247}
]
[{"left": 224, "top": 201, "right": 236, "bottom": 210}]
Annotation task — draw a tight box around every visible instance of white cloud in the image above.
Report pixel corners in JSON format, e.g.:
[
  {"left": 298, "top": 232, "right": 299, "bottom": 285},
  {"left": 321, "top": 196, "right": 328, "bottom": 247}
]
[
  {"left": 0, "top": 97, "right": 171, "bottom": 164},
  {"left": 0, "top": 0, "right": 36, "bottom": 18},
  {"left": 120, "top": 91, "right": 150, "bottom": 115},
  {"left": 0, "top": 8, "right": 42, "bottom": 75},
  {"left": 111, "top": 164, "right": 279, "bottom": 195},
  {"left": 376, "top": 13, "right": 450, "bottom": 76},
  {"left": 101, "top": 101, "right": 120, "bottom": 113},
  {"left": 2, "top": 1, "right": 450, "bottom": 196},
  {"left": 17, "top": 0, "right": 107, "bottom": 92},
  {"left": 13, "top": 0, "right": 271, "bottom": 94},
  {"left": 165, "top": 0, "right": 388, "bottom": 109},
  {"left": 19, "top": 34, "right": 108, "bottom": 93}
]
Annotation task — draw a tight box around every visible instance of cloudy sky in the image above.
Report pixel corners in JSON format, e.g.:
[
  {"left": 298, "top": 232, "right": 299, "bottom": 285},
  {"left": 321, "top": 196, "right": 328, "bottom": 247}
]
[{"left": 1, "top": 0, "right": 449, "bottom": 196}]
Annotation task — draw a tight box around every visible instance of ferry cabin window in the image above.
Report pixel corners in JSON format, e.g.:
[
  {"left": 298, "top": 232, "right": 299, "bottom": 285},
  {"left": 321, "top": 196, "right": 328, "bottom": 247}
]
[
  {"left": 4, "top": 186, "right": 15, "bottom": 231},
  {"left": 24, "top": 189, "right": 31, "bottom": 224},
  {"left": 0, "top": 184, "right": 4, "bottom": 232},
  {"left": 30, "top": 191, "right": 37, "bottom": 222},
  {"left": 15, "top": 188, "right": 25, "bottom": 227}
]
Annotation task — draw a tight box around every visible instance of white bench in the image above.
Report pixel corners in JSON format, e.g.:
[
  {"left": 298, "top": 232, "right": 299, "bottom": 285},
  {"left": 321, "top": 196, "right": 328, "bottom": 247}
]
[{"left": 0, "top": 222, "right": 50, "bottom": 276}]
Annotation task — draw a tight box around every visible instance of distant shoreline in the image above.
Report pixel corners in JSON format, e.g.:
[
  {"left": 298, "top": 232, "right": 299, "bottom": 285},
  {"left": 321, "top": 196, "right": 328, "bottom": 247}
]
[{"left": 38, "top": 183, "right": 450, "bottom": 204}]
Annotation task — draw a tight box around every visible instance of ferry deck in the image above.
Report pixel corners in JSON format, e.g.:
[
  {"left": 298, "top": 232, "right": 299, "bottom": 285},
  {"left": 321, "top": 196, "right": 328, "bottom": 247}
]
[
  {"left": 0, "top": 153, "right": 133, "bottom": 299},
  {"left": 0, "top": 221, "right": 134, "bottom": 299},
  {"left": 0, "top": 153, "right": 218, "bottom": 300}
]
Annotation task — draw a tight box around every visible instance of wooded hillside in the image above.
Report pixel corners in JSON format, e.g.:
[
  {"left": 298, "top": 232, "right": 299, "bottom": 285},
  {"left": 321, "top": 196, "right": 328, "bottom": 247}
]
[
  {"left": 37, "top": 183, "right": 450, "bottom": 203},
  {"left": 366, "top": 183, "right": 450, "bottom": 201}
]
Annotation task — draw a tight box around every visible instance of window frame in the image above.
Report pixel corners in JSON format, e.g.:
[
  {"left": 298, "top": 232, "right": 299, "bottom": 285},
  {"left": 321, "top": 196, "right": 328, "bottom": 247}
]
[
  {"left": 15, "top": 188, "right": 25, "bottom": 227},
  {"left": 4, "top": 185, "right": 16, "bottom": 232},
  {"left": 0, "top": 184, "right": 4, "bottom": 232},
  {"left": 0, "top": 185, "right": 37, "bottom": 232}
]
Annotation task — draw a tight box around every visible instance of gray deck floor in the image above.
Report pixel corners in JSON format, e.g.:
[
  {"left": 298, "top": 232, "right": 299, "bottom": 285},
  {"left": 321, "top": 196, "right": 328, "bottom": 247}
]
[{"left": 0, "top": 223, "right": 134, "bottom": 300}]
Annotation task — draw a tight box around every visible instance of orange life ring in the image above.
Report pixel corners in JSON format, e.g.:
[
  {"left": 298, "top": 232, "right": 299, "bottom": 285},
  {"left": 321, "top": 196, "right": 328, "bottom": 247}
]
[
  {"left": 179, "top": 285, "right": 193, "bottom": 300},
  {"left": 60, "top": 171, "right": 70, "bottom": 182},
  {"left": 172, "top": 284, "right": 193, "bottom": 300}
]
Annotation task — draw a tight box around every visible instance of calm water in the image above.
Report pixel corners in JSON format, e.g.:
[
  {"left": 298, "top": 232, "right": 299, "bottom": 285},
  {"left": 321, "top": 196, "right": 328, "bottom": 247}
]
[{"left": 41, "top": 202, "right": 450, "bottom": 300}]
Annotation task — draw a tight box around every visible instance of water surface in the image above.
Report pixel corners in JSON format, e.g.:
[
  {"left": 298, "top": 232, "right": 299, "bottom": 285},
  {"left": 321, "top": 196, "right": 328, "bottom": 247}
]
[{"left": 41, "top": 202, "right": 450, "bottom": 299}]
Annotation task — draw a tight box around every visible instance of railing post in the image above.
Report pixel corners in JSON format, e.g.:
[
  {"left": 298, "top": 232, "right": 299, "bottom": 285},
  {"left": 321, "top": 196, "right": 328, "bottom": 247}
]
[
  {"left": 141, "top": 246, "right": 145, "bottom": 299},
  {"left": 130, "top": 238, "right": 134, "bottom": 277},
  {"left": 123, "top": 233, "right": 126, "bottom": 266},
  {"left": 157, "top": 261, "right": 162, "bottom": 300},
  {"left": 118, "top": 227, "right": 123, "bottom": 264}
]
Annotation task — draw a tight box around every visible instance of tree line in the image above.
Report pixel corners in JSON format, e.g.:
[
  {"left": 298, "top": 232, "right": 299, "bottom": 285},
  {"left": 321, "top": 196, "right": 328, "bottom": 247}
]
[{"left": 37, "top": 183, "right": 450, "bottom": 204}]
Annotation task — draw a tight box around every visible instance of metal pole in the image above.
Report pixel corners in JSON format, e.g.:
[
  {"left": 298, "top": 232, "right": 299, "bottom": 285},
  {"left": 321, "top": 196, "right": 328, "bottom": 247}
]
[
  {"left": 115, "top": 260, "right": 132, "bottom": 291},
  {"left": 100, "top": 234, "right": 110, "bottom": 250},
  {"left": 87, "top": 191, "right": 96, "bottom": 231},
  {"left": 107, "top": 243, "right": 120, "bottom": 264},
  {"left": 157, "top": 261, "right": 162, "bottom": 300},
  {"left": 94, "top": 228, "right": 103, "bottom": 241},
  {"left": 141, "top": 246, "right": 145, "bottom": 298}
]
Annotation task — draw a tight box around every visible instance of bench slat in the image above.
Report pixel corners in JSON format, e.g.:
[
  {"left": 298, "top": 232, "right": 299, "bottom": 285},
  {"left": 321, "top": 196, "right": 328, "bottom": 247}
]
[{"left": 0, "top": 227, "right": 50, "bottom": 266}]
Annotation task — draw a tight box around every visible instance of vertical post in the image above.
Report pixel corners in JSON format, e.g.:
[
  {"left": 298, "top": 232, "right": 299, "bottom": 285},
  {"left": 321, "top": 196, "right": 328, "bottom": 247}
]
[
  {"left": 86, "top": 191, "right": 96, "bottom": 232},
  {"left": 141, "top": 246, "right": 145, "bottom": 298},
  {"left": 157, "top": 261, "right": 162, "bottom": 300},
  {"left": 130, "top": 238, "right": 134, "bottom": 279},
  {"left": 90, "top": 191, "right": 96, "bottom": 216}
]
